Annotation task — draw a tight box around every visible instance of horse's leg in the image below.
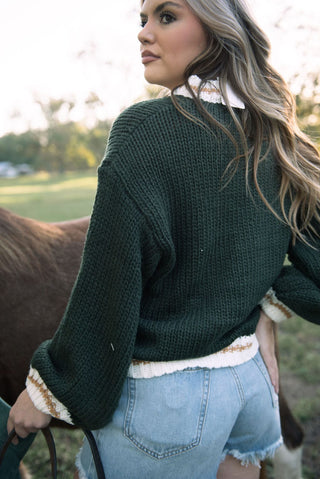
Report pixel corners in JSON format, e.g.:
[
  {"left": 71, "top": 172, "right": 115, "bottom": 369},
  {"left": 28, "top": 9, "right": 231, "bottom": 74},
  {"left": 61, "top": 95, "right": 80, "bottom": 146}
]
[
  {"left": 273, "top": 384, "right": 304, "bottom": 479},
  {"left": 270, "top": 325, "right": 304, "bottom": 479},
  {"left": 259, "top": 461, "right": 268, "bottom": 479},
  {"left": 273, "top": 444, "right": 303, "bottom": 479},
  {"left": 279, "top": 385, "right": 304, "bottom": 449}
]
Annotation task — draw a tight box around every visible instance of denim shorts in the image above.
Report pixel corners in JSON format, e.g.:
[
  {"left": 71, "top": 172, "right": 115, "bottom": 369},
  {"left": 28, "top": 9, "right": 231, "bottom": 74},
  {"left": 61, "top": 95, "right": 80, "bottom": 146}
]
[{"left": 76, "top": 350, "right": 282, "bottom": 479}]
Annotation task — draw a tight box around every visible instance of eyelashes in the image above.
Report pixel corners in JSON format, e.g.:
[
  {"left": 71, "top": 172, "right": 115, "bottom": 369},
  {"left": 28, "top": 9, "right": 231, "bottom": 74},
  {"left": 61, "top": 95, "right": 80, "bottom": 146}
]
[
  {"left": 140, "top": 10, "right": 176, "bottom": 28},
  {"left": 159, "top": 11, "right": 176, "bottom": 24}
]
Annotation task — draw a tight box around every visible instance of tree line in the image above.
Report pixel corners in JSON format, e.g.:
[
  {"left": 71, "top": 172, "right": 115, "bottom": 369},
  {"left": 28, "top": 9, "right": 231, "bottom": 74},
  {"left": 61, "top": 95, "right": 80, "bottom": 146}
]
[
  {"left": 0, "top": 121, "right": 112, "bottom": 172},
  {"left": 0, "top": 98, "right": 112, "bottom": 173},
  {"left": 0, "top": 88, "right": 319, "bottom": 173}
]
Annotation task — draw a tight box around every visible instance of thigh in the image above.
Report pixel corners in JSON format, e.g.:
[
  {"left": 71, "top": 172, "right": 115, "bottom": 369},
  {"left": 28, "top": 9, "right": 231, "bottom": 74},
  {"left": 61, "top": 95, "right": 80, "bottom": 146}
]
[{"left": 217, "top": 455, "right": 260, "bottom": 479}]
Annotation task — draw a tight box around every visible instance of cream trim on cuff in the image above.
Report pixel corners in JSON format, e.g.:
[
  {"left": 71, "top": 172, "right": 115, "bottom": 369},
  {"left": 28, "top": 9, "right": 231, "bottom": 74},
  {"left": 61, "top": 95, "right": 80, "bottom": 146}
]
[
  {"left": 26, "top": 367, "right": 74, "bottom": 425},
  {"left": 260, "top": 288, "right": 295, "bottom": 323}
]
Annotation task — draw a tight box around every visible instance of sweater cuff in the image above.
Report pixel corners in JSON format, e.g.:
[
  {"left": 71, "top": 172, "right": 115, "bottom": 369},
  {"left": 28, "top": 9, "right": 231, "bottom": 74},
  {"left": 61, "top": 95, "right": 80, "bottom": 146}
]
[
  {"left": 26, "top": 367, "right": 74, "bottom": 425},
  {"left": 260, "top": 288, "right": 295, "bottom": 323}
]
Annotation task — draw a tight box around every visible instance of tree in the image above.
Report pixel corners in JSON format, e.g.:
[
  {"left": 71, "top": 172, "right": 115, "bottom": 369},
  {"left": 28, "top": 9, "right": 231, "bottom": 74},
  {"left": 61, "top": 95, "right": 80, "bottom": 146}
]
[
  {"left": 0, "top": 131, "right": 41, "bottom": 167},
  {"left": 295, "top": 73, "right": 320, "bottom": 148},
  {"left": 27, "top": 97, "right": 111, "bottom": 172}
]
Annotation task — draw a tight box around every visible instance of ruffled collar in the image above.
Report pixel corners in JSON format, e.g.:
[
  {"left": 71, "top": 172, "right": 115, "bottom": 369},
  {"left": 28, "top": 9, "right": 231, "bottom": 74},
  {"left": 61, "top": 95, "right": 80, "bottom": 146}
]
[{"left": 174, "top": 75, "right": 245, "bottom": 109}]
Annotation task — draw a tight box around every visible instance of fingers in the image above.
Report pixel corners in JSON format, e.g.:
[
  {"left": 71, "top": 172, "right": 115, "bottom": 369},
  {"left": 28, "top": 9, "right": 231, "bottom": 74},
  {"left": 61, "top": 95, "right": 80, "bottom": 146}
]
[
  {"left": 6, "top": 389, "right": 52, "bottom": 445},
  {"left": 263, "top": 355, "right": 279, "bottom": 394},
  {"left": 259, "top": 348, "right": 279, "bottom": 394},
  {"left": 6, "top": 416, "right": 19, "bottom": 445},
  {"left": 256, "top": 310, "right": 280, "bottom": 394},
  {"left": 7, "top": 409, "right": 39, "bottom": 445}
]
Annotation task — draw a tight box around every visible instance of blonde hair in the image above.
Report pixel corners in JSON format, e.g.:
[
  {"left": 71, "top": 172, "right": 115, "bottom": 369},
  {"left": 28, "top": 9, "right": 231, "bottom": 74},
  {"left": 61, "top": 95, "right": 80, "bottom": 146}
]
[{"left": 172, "top": 0, "right": 320, "bottom": 242}]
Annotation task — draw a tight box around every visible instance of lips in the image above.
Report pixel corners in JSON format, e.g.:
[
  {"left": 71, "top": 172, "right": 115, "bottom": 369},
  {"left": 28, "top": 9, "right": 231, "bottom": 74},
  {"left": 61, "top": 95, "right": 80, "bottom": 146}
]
[{"left": 141, "top": 51, "right": 160, "bottom": 64}]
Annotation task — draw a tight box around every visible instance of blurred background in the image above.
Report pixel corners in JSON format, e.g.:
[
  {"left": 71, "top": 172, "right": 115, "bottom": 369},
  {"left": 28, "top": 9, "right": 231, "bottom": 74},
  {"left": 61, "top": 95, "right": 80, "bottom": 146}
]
[
  {"left": 0, "top": 0, "right": 319, "bottom": 157},
  {"left": 0, "top": 1, "right": 319, "bottom": 477}
]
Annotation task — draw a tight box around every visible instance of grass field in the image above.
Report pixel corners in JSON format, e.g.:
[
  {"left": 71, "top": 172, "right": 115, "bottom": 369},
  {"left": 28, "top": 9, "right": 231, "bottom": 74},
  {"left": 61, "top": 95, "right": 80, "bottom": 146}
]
[
  {"left": 0, "top": 170, "right": 97, "bottom": 221},
  {"left": 1, "top": 172, "right": 319, "bottom": 478}
]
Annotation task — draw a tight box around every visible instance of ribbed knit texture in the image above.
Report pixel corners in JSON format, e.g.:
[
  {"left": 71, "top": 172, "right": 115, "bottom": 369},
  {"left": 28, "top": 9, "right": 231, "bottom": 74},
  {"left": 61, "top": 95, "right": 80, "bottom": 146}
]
[
  {"left": 31, "top": 94, "right": 320, "bottom": 430},
  {"left": 273, "top": 231, "right": 320, "bottom": 322}
]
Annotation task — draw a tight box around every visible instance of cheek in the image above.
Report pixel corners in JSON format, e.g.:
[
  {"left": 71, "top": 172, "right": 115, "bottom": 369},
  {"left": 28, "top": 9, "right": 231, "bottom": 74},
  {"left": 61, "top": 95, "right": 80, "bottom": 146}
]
[{"left": 170, "top": 25, "right": 206, "bottom": 59}]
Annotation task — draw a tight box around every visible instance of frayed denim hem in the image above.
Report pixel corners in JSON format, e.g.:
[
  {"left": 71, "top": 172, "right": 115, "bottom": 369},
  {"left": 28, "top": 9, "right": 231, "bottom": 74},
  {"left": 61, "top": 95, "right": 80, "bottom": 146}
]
[
  {"left": 221, "top": 435, "right": 284, "bottom": 468},
  {"left": 75, "top": 446, "right": 89, "bottom": 479}
]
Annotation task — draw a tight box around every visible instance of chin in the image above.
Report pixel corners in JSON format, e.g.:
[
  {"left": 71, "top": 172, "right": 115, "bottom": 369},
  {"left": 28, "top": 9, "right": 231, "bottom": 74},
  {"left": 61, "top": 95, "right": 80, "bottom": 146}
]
[
  {"left": 144, "top": 76, "right": 173, "bottom": 91},
  {"left": 143, "top": 67, "right": 166, "bottom": 88},
  {"left": 144, "top": 74, "right": 162, "bottom": 87}
]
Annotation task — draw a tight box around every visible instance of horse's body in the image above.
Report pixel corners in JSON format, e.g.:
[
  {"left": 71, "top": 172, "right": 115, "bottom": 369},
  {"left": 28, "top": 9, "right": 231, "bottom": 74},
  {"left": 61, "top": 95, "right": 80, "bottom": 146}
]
[
  {"left": 0, "top": 207, "right": 89, "bottom": 405},
  {"left": 0, "top": 207, "right": 304, "bottom": 478}
]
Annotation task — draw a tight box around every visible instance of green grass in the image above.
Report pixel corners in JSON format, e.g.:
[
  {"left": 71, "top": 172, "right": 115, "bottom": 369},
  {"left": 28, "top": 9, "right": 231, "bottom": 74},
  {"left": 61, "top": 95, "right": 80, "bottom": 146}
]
[
  {"left": 21, "top": 428, "right": 84, "bottom": 478},
  {"left": 0, "top": 170, "right": 97, "bottom": 221},
  {"left": 279, "top": 316, "right": 320, "bottom": 384},
  {"left": 1, "top": 171, "right": 320, "bottom": 478},
  {"left": 277, "top": 317, "right": 320, "bottom": 478}
]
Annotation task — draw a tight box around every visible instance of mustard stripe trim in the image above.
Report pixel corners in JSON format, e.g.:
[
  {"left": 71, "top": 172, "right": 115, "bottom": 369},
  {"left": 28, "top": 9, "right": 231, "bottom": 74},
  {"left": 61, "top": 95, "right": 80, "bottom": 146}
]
[
  {"left": 27, "top": 374, "right": 61, "bottom": 418},
  {"left": 264, "top": 292, "right": 292, "bottom": 319}
]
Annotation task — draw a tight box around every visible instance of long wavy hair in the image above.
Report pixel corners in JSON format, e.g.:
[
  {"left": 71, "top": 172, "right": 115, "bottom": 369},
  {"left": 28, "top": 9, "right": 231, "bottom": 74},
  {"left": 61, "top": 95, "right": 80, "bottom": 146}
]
[{"left": 171, "top": 0, "right": 320, "bottom": 242}]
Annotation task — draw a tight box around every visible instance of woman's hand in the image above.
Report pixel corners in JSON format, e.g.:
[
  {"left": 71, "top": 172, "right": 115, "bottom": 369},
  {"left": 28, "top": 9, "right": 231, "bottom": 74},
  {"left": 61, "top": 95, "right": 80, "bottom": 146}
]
[
  {"left": 7, "top": 389, "right": 52, "bottom": 444},
  {"left": 255, "top": 310, "right": 279, "bottom": 394}
]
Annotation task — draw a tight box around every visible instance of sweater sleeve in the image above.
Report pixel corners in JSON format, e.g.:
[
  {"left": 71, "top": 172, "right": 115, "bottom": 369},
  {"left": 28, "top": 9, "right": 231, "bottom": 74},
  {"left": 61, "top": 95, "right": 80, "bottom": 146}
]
[
  {"left": 30, "top": 164, "right": 161, "bottom": 430},
  {"left": 271, "top": 232, "right": 320, "bottom": 325}
]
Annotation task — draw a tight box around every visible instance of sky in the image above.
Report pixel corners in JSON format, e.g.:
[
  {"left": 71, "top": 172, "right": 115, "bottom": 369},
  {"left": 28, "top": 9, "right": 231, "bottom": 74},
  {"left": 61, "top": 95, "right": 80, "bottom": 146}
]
[{"left": 0, "top": 0, "right": 319, "bottom": 136}]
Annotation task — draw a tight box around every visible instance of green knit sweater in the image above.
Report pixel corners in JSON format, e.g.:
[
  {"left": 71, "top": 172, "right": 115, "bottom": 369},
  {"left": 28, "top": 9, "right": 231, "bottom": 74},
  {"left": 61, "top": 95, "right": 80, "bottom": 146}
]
[{"left": 31, "top": 93, "right": 320, "bottom": 429}]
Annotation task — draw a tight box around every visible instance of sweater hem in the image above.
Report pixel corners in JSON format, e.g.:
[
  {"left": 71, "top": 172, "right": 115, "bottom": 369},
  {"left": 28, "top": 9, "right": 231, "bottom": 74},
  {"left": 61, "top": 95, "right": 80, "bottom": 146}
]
[{"left": 128, "top": 334, "right": 259, "bottom": 379}]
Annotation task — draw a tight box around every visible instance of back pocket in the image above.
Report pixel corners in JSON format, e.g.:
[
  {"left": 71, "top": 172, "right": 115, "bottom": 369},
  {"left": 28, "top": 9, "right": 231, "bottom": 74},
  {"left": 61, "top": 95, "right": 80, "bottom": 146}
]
[{"left": 124, "top": 369, "right": 210, "bottom": 459}]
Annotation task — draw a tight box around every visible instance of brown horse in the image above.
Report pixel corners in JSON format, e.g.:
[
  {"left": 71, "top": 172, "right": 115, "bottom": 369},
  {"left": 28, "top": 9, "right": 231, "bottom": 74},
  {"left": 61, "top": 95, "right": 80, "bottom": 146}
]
[
  {"left": 0, "top": 207, "right": 303, "bottom": 478},
  {"left": 0, "top": 206, "right": 89, "bottom": 406}
]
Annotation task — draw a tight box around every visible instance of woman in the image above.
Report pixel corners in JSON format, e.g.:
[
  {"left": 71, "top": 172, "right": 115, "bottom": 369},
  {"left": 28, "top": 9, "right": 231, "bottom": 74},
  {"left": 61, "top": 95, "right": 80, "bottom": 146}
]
[{"left": 7, "top": 0, "right": 320, "bottom": 478}]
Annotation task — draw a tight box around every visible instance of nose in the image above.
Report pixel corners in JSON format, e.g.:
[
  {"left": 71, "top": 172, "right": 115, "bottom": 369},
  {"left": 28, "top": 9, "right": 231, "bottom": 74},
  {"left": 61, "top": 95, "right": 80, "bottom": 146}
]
[{"left": 138, "top": 21, "right": 155, "bottom": 45}]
